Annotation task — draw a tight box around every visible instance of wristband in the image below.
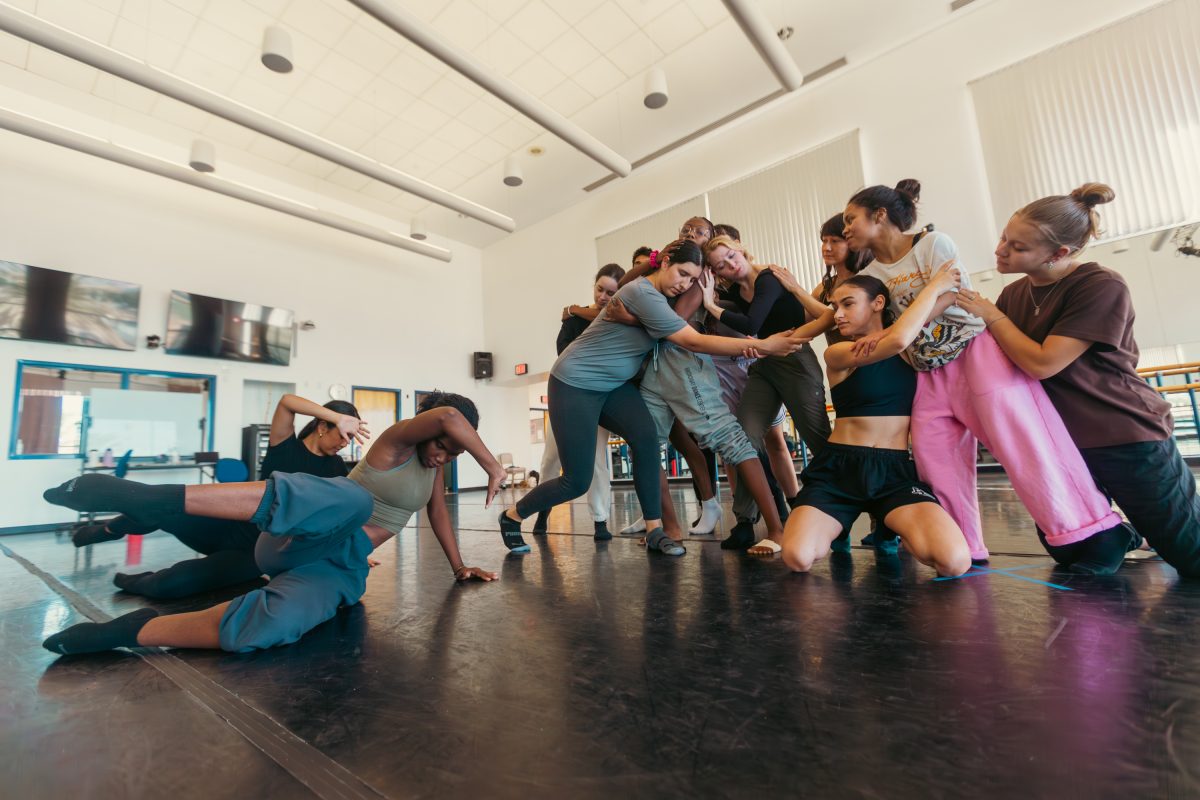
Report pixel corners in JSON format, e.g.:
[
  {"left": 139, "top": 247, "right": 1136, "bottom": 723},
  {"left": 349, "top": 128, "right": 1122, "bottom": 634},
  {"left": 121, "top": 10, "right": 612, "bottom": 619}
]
[{"left": 985, "top": 315, "right": 1008, "bottom": 328}]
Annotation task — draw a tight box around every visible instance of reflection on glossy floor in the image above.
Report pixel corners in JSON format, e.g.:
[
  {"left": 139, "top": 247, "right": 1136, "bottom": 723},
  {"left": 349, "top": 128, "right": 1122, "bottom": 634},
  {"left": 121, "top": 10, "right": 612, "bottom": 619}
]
[{"left": 3, "top": 479, "right": 1199, "bottom": 798}]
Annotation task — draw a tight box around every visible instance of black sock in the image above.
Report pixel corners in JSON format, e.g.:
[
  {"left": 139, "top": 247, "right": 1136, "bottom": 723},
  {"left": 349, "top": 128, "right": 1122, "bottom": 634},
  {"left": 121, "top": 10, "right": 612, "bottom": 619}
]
[
  {"left": 499, "top": 510, "right": 530, "bottom": 552},
  {"left": 71, "top": 523, "right": 126, "bottom": 547},
  {"left": 113, "top": 572, "right": 154, "bottom": 593},
  {"left": 44, "top": 475, "right": 184, "bottom": 528},
  {"left": 594, "top": 520, "right": 612, "bottom": 541},
  {"left": 1041, "top": 523, "right": 1136, "bottom": 576},
  {"left": 721, "top": 520, "right": 756, "bottom": 551},
  {"left": 42, "top": 608, "right": 158, "bottom": 655},
  {"left": 532, "top": 510, "right": 549, "bottom": 533}
]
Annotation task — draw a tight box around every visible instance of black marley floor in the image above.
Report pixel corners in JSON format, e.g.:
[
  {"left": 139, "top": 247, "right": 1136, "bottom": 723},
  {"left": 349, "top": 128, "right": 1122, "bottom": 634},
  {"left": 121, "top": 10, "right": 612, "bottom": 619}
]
[{"left": 2, "top": 476, "right": 1199, "bottom": 799}]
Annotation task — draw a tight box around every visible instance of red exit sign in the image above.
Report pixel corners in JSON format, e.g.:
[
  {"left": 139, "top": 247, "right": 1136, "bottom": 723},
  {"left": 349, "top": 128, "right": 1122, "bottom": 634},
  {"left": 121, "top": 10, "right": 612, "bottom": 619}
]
[{"left": 514, "top": 363, "right": 528, "bottom": 375}]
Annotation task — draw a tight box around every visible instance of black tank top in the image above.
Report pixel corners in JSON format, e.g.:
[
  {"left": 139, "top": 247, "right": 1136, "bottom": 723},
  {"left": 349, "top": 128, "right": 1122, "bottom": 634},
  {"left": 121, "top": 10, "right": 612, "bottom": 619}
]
[{"left": 830, "top": 355, "right": 916, "bottom": 417}]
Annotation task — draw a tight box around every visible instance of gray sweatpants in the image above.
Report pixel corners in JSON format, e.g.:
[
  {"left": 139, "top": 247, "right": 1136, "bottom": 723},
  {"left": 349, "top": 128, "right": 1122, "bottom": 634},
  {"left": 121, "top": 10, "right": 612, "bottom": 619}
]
[
  {"left": 218, "top": 473, "right": 375, "bottom": 653},
  {"left": 732, "top": 348, "right": 831, "bottom": 520},
  {"left": 639, "top": 342, "right": 758, "bottom": 466}
]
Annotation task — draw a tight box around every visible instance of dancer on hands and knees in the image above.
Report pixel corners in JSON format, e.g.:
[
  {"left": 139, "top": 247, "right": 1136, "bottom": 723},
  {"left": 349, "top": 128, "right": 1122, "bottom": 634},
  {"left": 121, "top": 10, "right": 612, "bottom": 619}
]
[
  {"left": 781, "top": 266, "right": 972, "bottom": 577},
  {"left": 72, "top": 394, "right": 367, "bottom": 600},
  {"left": 41, "top": 392, "right": 504, "bottom": 655},
  {"left": 498, "top": 238, "right": 804, "bottom": 558},
  {"left": 956, "top": 183, "right": 1200, "bottom": 577}
]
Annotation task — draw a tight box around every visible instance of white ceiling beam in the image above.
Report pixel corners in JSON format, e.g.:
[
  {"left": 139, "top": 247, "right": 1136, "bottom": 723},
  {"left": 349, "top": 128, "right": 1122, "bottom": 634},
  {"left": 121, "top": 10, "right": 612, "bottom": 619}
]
[
  {"left": 0, "top": 107, "right": 453, "bottom": 261},
  {"left": 0, "top": 3, "right": 514, "bottom": 232},
  {"left": 720, "top": 0, "right": 805, "bottom": 91},
  {"left": 346, "top": 0, "right": 632, "bottom": 178}
]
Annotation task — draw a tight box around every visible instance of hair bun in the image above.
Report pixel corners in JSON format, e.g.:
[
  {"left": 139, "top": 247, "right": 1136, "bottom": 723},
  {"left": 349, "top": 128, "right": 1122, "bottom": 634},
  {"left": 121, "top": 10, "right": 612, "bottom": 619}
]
[
  {"left": 894, "top": 179, "right": 921, "bottom": 204},
  {"left": 1069, "top": 182, "right": 1115, "bottom": 208}
]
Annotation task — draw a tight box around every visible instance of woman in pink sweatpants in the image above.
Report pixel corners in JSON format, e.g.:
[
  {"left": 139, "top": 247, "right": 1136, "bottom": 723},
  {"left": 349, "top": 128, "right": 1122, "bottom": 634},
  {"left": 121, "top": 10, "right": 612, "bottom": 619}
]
[{"left": 842, "top": 179, "right": 1131, "bottom": 572}]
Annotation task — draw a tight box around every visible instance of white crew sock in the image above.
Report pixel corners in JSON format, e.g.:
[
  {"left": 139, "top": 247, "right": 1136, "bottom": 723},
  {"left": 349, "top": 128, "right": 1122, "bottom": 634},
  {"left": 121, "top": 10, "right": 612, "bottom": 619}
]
[
  {"left": 620, "top": 516, "right": 647, "bottom": 535},
  {"left": 688, "top": 497, "right": 723, "bottom": 535}
]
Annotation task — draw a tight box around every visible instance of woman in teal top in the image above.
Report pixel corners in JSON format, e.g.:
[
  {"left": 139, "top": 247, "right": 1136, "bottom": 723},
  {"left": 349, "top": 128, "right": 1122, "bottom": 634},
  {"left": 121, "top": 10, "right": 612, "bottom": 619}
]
[{"left": 498, "top": 238, "right": 804, "bottom": 557}]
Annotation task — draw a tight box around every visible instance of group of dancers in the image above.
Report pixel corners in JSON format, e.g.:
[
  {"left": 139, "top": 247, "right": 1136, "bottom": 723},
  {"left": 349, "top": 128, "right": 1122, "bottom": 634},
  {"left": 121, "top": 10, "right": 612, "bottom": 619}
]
[{"left": 39, "top": 178, "right": 1200, "bottom": 657}]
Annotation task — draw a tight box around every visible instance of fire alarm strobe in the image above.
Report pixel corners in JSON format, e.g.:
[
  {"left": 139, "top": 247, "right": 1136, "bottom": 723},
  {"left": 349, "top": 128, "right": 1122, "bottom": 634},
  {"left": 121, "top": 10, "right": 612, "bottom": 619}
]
[{"left": 515, "top": 363, "right": 528, "bottom": 376}]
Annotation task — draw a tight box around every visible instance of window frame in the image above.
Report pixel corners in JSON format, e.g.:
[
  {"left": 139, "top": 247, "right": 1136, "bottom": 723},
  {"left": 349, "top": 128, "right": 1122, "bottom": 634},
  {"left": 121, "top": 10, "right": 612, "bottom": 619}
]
[{"left": 10, "top": 359, "right": 217, "bottom": 460}]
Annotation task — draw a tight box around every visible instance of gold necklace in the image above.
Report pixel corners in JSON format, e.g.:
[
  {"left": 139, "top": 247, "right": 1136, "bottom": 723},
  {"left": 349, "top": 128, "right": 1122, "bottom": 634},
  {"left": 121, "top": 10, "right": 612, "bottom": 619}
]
[{"left": 1027, "top": 274, "right": 1067, "bottom": 316}]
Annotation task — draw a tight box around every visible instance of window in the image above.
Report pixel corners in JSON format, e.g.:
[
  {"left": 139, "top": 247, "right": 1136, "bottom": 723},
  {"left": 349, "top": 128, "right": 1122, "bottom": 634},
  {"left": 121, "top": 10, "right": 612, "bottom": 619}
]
[{"left": 11, "top": 361, "right": 215, "bottom": 459}]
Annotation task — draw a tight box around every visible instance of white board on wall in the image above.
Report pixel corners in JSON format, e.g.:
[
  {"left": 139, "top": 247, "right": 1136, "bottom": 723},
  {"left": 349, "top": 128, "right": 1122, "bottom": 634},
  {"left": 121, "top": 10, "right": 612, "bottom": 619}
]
[{"left": 86, "top": 389, "right": 206, "bottom": 457}]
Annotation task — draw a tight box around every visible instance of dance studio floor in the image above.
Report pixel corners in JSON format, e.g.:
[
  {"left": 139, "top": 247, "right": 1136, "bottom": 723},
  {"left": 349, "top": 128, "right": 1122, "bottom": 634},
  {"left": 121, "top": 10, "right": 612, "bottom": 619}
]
[{"left": 3, "top": 476, "right": 1199, "bottom": 799}]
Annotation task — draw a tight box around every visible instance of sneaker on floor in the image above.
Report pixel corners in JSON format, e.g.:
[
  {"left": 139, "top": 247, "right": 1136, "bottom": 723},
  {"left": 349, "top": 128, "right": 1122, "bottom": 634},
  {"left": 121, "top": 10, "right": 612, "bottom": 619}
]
[{"left": 593, "top": 521, "right": 613, "bottom": 541}]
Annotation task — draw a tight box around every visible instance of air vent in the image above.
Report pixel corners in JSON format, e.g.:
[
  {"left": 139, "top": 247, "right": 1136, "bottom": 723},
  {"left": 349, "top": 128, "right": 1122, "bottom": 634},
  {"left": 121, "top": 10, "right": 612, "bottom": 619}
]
[
  {"left": 802, "top": 57, "right": 847, "bottom": 85},
  {"left": 950, "top": 0, "right": 978, "bottom": 11}
]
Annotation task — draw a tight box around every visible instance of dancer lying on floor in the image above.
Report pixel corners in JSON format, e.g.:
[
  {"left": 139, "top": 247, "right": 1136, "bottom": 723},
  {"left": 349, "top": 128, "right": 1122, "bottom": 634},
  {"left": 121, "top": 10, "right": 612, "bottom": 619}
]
[
  {"left": 70, "top": 394, "right": 368, "bottom": 599},
  {"left": 42, "top": 392, "right": 506, "bottom": 655},
  {"left": 780, "top": 266, "right": 973, "bottom": 577}
]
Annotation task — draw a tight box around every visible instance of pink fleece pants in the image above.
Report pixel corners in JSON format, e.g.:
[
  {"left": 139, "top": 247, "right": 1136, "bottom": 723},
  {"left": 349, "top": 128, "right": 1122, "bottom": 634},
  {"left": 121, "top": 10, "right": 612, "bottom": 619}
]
[{"left": 911, "top": 331, "right": 1121, "bottom": 560}]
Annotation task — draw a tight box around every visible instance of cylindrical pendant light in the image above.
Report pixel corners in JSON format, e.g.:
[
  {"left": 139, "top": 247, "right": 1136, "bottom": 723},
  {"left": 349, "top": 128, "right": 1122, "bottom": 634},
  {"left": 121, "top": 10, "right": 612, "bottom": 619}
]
[
  {"left": 261, "top": 27, "right": 294, "bottom": 73},
  {"left": 410, "top": 218, "right": 427, "bottom": 240},
  {"left": 188, "top": 139, "right": 215, "bottom": 172},
  {"left": 503, "top": 156, "right": 523, "bottom": 187},
  {"left": 643, "top": 67, "right": 668, "bottom": 109}
]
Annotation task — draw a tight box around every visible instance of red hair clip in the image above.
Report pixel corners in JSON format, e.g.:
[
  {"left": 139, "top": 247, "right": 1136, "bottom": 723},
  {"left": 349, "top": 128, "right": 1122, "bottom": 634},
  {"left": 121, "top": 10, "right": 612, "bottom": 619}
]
[{"left": 649, "top": 249, "right": 660, "bottom": 269}]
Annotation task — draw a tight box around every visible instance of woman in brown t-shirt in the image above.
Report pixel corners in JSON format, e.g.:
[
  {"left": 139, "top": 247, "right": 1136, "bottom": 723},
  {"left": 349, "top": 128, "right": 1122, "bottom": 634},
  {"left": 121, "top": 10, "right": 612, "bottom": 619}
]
[{"left": 957, "top": 183, "right": 1200, "bottom": 578}]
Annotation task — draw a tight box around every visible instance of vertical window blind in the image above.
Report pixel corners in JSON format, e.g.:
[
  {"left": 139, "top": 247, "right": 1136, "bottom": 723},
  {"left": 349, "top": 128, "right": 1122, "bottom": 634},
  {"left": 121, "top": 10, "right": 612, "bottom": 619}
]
[
  {"left": 594, "top": 131, "right": 864, "bottom": 290},
  {"left": 970, "top": 0, "right": 1200, "bottom": 240},
  {"left": 594, "top": 196, "right": 707, "bottom": 271}
]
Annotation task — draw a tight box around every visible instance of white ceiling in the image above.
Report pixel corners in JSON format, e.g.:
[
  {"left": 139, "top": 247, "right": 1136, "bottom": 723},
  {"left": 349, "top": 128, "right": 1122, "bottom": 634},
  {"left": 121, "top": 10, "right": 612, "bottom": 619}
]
[{"left": 0, "top": 0, "right": 963, "bottom": 252}]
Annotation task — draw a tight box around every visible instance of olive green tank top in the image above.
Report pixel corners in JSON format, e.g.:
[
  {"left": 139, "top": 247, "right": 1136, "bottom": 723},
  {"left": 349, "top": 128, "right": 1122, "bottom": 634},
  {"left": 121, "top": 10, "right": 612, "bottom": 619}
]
[{"left": 347, "top": 454, "right": 437, "bottom": 534}]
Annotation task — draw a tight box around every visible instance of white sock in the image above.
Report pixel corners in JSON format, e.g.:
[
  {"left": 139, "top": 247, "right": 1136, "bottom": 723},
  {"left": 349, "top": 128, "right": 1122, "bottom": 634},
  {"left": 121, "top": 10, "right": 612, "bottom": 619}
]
[
  {"left": 620, "top": 516, "right": 646, "bottom": 534},
  {"left": 688, "top": 497, "right": 723, "bottom": 535}
]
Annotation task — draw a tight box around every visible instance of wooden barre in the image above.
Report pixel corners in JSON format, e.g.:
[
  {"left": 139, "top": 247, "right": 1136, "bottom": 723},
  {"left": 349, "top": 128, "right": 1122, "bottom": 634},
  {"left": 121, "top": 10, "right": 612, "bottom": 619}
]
[
  {"left": 1155, "top": 383, "right": 1200, "bottom": 394},
  {"left": 1138, "top": 361, "right": 1200, "bottom": 375}
]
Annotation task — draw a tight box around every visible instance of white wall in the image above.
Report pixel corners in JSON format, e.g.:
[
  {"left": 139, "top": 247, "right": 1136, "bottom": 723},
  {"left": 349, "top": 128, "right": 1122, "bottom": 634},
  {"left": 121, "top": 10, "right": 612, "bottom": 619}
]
[
  {"left": 0, "top": 132, "right": 514, "bottom": 528},
  {"left": 480, "top": 0, "right": 1164, "bottom": 470}
]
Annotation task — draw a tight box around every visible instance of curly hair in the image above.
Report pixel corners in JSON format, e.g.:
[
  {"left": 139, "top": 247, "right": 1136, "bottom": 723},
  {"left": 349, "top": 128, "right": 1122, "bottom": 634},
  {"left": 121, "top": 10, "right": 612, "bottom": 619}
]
[{"left": 417, "top": 390, "right": 480, "bottom": 430}]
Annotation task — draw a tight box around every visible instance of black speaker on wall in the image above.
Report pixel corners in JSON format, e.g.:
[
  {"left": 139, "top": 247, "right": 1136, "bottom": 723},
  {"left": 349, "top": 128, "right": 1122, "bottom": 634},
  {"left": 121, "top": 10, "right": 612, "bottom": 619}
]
[{"left": 473, "top": 351, "right": 493, "bottom": 379}]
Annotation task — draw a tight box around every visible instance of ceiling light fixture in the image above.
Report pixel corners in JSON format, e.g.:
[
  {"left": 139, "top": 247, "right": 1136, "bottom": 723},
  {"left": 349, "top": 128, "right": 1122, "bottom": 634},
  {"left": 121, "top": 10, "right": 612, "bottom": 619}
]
[
  {"left": 0, "top": 4, "right": 514, "bottom": 232},
  {"left": 644, "top": 67, "right": 669, "bottom": 109},
  {"left": 188, "top": 139, "right": 215, "bottom": 172},
  {"left": 410, "top": 218, "right": 427, "bottom": 240},
  {"left": 503, "top": 156, "right": 523, "bottom": 187},
  {"left": 346, "top": 0, "right": 631, "bottom": 177},
  {"left": 261, "top": 27, "right": 294, "bottom": 73},
  {"left": 0, "top": 107, "right": 452, "bottom": 261},
  {"left": 721, "top": 0, "right": 804, "bottom": 90}
]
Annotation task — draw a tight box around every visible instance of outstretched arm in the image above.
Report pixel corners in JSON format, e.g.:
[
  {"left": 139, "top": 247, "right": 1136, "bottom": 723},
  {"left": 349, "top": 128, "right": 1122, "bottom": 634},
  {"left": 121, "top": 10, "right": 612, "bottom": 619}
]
[
  {"left": 829, "top": 263, "right": 960, "bottom": 371},
  {"left": 269, "top": 394, "right": 368, "bottom": 447},
  {"left": 371, "top": 409, "right": 506, "bottom": 506},
  {"left": 955, "top": 290, "right": 1091, "bottom": 379},
  {"left": 426, "top": 468, "right": 497, "bottom": 581}
]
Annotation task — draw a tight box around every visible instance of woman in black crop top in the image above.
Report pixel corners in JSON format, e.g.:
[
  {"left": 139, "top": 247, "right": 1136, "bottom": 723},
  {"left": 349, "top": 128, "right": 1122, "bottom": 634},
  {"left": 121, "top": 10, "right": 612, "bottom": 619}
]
[
  {"left": 67, "top": 395, "right": 368, "bottom": 600},
  {"left": 780, "top": 268, "right": 972, "bottom": 578}
]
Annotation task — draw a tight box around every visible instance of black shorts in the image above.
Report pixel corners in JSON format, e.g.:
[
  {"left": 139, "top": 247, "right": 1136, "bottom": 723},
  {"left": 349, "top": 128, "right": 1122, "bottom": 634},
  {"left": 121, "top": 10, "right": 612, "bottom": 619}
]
[{"left": 794, "top": 442, "right": 940, "bottom": 535}]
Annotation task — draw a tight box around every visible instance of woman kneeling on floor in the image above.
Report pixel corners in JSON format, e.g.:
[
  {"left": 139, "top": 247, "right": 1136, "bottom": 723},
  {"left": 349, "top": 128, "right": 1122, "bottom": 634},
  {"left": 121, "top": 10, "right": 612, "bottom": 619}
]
[
  {"left": 41, "top": 391, "right": 506, "bottom": 655},
  {"left": 781, "top": 267, "right": 972, "bottom": 577}
]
